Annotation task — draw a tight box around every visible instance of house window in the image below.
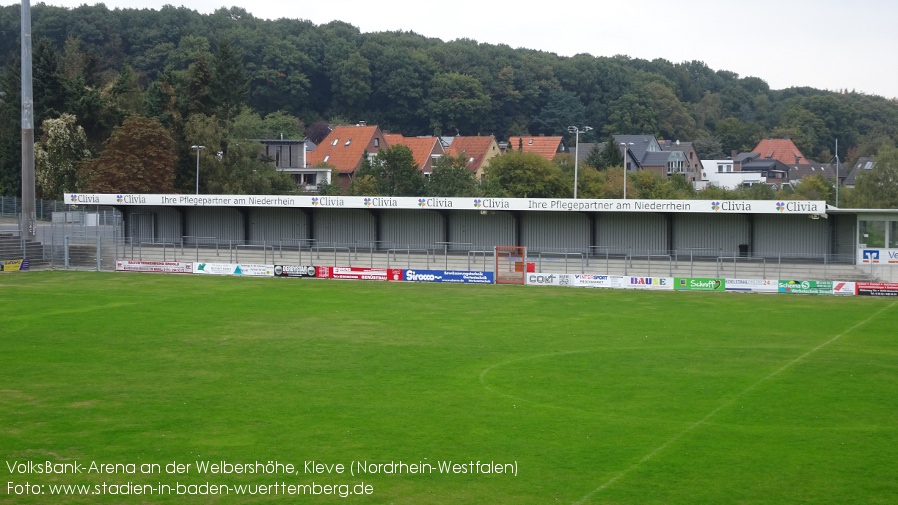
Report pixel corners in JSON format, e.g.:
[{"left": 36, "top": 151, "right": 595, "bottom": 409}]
[
  {"left": 859, "top": 220, "right": 886, "bottom": 247},
  {"left": 302, "top": 174, "right": 316, "bottom": 186},
  {"left": 323, "top": 155, "right": 329, "bottom": 163},
  {"left": 374, "top": 138, "right": 380, "bottom": 147},
  {"left": 345, "top": 139, "right": 352, "bottom": 146},
  {"left": 331, "top": 138, "right": 339, "bottom": 146}
]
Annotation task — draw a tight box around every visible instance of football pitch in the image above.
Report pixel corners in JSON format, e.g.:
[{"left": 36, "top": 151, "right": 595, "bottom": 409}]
[{"left": 1, "top": 271, "right": 897, "bottom": 504}]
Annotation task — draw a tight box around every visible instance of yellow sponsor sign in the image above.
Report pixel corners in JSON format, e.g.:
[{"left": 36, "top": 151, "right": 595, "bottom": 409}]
[{"left": 0, "top": 259, "right": 25, "bottom": 272}]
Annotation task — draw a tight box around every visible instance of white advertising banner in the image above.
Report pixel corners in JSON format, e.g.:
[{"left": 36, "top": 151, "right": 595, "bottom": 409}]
[
  {"left": 525, "top": 273, "right": 573, "bottom": 286},
  {"left": 65, "top": 193, "right": 828, "bottom": 216},
  {"left": 193, "top": 263, "right": 273, "bottom": 276},
  {"left": 571, "top": 274, "right": 629, "bottom": 289},
  {"left": 858, "top": 248, "right": 898, "bottom": 265},
  {"left": 625, "top": 276, "right": 674, "bottom": 290},
  {"left": 115, "top": 260, "right": 193, "bottom": 274},
  {"left": 724, "top": 278, "right": 779, "bottom": 293},
  {"left": 832, "top": 281, "right": 857, "bottom": 296}
]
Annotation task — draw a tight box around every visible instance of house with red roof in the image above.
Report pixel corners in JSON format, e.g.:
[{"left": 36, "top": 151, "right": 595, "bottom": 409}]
[
  {"left": 752, "top": 138, "right": 811, "bottom": 165},
  {"left": 444, "top": 135, "right": 501, "bottom": 180},
  {"left": 384, "top": 134, "right": 445, "bottom": 175},
  {"left": 507, "top": 135, "right": 567, "bottom": 161},
  {"left": 306, "top": 124, "right": 388, "bottom": 190}
]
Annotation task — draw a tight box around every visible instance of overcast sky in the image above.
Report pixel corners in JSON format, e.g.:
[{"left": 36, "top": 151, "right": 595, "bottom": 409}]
[{"left": 5, "top": 0, "right": 897, "bottom": 99}]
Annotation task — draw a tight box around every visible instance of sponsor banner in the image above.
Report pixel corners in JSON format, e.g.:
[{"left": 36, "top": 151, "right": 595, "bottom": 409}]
[
  {"left": 571, "top": 274, "right": 628, "bottom": 289},
  {"left": 525, "top": 273, "right": 573, "bottom": 286},
  {"left": 831, "top": 282, "right": 856, "bottom": 296},
  {"left": 0, "top": 259, "right": 29, "bottom": 272},
  {"left": 65, "top": 193, "right": 827, "bottom": 215},
  {"left": 115, "top": 260, "right": 193, "bottom": 274},
  {"left": 404, "top": 269, "right": 494, "bottom": 284},
  {"left": 675, "top": 277, "right": 726, "bottom": 291},
  {"left": 858, "top": 248, "right": 898, "bottom": 265},
  {"left": 626, "top": 277, "right": 674, "bottom": 290},
  {"left": 856, "top": 282, "right": 898, "bottom": 297},
  {"left": 316, "top": 266, "right": 404, "bottom": 281},
  {"left": 274, "top": 265, "right": 317, "bottom": 278},
  {"left": 778, "top": 280, "right": 834, "bottom": 295},
  {"left": 724, "top": 278, "right": 778, "bottom": 293},
  {"left": 193, "top": 263, "right": 273, "bottom": 276}
]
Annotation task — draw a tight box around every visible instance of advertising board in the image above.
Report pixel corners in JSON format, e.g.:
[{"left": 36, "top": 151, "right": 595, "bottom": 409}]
[
  {"left": 274, "top": 265, "right": 317, "bottom": 278},
  {"left": 525, "top": 273, "right": 572, "bottom": 286},
  {"left": 674, "top": 278, "right": 726, "bottom": 291},
  {"left": 316, "top": 266, "right": 404, "bottom": 281},
  {"left": 626, "top": 277, "right": 674, "bottom": 290},
  {"left": 777, "top": 280, "right": 833, "bottom": 294},
  {"left": 570, "top": 274, "right": 628, "bottom": 289},
  {"left": 193, "top": 263, "right": 273, "bottom": 276},
  {"left": 0, "top": 259, "right": 29, "bottom": 272},
  {"left": 856, "top": 282, "right": 898, "bottom": 297},
  {"left": 831, "top": 282, "right": 856, "bottom": 296},
  {"left": 857, "top": 248, "right": 898, "bottom": 265},
  {"left": 404, "top": 269, "right": 494, "bottom": 284},
  {"left": 115, "top": 260, "right": 193, "bottom": 274},
  {"left": 724, "top": 278, "right": 778, "bottom": 293}
]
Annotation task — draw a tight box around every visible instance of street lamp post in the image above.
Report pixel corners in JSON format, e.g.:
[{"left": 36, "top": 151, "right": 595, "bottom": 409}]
[
  {"left": 620, "top": 142, "right": 634, "bottom": 199},
  {"left": 191, "top": 145, "right": 205, "bottom": 194},
  {"left": 567, "top": 125, "right": 592, "bottom": 199}
]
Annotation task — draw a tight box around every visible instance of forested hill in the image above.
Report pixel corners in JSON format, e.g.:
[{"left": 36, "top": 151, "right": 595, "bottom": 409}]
[{"left": 2, "top": 3, "right": 898, "bottom": 165}]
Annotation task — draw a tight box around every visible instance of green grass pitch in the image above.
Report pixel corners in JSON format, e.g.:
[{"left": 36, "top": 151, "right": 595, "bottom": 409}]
[{"left": 2, "top": 271, "right": 897, "bottom": 504}]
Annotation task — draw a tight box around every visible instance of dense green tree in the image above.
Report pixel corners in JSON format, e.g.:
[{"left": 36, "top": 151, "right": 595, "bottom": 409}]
[
  {"left": 692, "top": 135, "right": 726, "bottom": 159},
  {"left": 482, "top": 150, "right": 568, "bottom": 198},
  {"left": 426, "top": 154, "right": 478, "bottom": 197},
  {"left": 852, "top": 145, "right": 898, "bottom": 208},
  {"left": 426, "top": 72, "right": 491, "bottom": 136},
  {"left": 0, "top": 57, "right": 22, "bottom": 196},
  {"left": 355, "top": 145, "right": 425, "bottom": 196},
  {"left": 532, "top": 90, "right": 586, "bottom": 137},
  {"left": 79, "top": 116, "right": 177, "bottom": 193}
]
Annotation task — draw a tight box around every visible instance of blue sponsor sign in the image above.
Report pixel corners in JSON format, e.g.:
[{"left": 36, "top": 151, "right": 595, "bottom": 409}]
[
  {"left": 863, "top": 249, "right": 880, "bottom": 261},
  {"left": 404, "top": 269, "right": 494, "bottom": 284}
]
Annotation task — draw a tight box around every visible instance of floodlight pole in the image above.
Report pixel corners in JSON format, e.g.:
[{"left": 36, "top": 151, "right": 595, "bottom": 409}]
[
  {"left": 620, "top": 142, "right": 634, "bottom": 199},
  {"left": 568, "top": 125, "right": 592, "bottom": 199},
  {"left": 192, "top": 145, "right": 205, "bottom": 194},
  {"left": 21, "top": 0, "right": 36, "bottom": 240}
]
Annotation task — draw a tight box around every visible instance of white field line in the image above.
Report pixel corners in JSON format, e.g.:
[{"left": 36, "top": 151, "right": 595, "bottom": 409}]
[{"left": 572, "top": 300, "right": 897, "bottom": 505}]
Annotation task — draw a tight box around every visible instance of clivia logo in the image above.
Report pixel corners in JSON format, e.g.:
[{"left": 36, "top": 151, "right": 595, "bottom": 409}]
[
  {"left": 116, "top": 194, "right": 124, "bottom": 203},
  {"left": 711, "top": 201, "right": 720, "bottom": 211},
  {"left": 473, "top": 198, "right": 483, "bottom": 208},
  {"left": 70, "top": 194, "right": 79, "bottom": 202},
  {"left": 311, "top": 197, "right": 320, "bottom": 206},
  {"left": 776, "top": 201, "right": 786, "bottom": 212},
  {"left": 363, "top": 197, "right": 372, "bottom": 206},
  {"left": 418, "top": 198, "right": 427, "bottom": 207}
]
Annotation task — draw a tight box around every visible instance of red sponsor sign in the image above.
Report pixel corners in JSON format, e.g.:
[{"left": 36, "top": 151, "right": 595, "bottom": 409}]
[
  {"left": 316, "top": 266, "right": 404, "bottom": 281},
  {"left": 856, "top": 282, "right": 898, "bottom": 297}
]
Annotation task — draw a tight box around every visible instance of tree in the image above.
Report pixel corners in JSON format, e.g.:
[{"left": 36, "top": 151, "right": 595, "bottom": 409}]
[
  {"left": 791, "top": 174, "right": 834, "bottom": 204},
  {"left": 426, "top": 72, "right": 490, "bottom": 136},
  {"left": 482, "top": 150, "right": 568, "bottom": 198},
  {"left": 306, "top": 120, "right": 332, "bottom": 144},
  {"left": 586, "top": 138, "right": 625, "bottom": 170},
  {"left": 427, "top": 154, "right": 478, "bottom": 196},
  {"left": 853, "top": 145, "right": 898, "bottom": 208},
  {"left": 532, "top": 89, "right": 586, "bottom": 136},
  {"left": 79, "top": 116, "right": 177, "bottom": 193},
  {"left": 692, "top": 135, "right": 726, "bottom": 159},
  {"left": 355, "top": 145, "right": 425, "bottom": 196},
  {"left": 35, "top": 114, "right": 91, "bottom": 198}
]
